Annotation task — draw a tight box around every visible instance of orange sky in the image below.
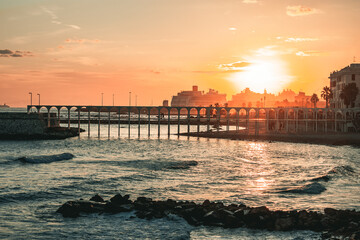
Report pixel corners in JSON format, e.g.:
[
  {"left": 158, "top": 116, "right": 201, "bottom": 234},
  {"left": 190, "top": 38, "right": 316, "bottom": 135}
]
[{"left": 1, "top": 0, "right": 360, "bottom": 107}]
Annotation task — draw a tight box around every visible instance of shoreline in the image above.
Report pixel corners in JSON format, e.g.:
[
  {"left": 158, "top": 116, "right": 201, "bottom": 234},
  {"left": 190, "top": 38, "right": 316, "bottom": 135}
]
[{"left": 178, "top": 131, "right": 360, "bottom": 147}]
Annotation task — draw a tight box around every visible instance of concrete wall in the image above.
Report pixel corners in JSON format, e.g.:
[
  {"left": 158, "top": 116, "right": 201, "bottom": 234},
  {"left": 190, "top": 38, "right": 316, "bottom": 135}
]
[{"left": 0, "top": 113, "right": 46, "bottom": 135}]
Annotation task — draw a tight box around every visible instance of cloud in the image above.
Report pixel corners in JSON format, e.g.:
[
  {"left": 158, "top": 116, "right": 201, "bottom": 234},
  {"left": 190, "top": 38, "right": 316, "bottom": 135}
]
[
  {"left": 284, "top": 37, "right": 319, "bottom": 42},
  {"left": 286, "top": 5, "right": 322, "bottom": 17},
  {"left": 0, "top": 49, "right": 33, "bottom": 57},
  {"left": 218, "top": 61, "right": 251, "bottom": 71},
  {"left": 65, "top": 38, "right": 100, "bottom": 44},
  {"left": 295, "top": 51, "right": 321, "bottom": 57},
  {"left": 243, "top": 0, "right": 258, "bottom": 3},
  {"left": 41, "top": 6, "right": 80, "bottom": 30},
  {"left": 67, "top": 24, "right": 81, "bottom": 30},
  {"left": 255, "top": 46, "right": 279, "bottom": 56}
]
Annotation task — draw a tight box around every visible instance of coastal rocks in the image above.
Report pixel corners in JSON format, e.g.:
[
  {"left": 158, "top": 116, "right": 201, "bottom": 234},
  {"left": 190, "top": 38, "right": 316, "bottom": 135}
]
[
  {"left": 90, "top": 194, "right": 105, "bottom": 202},
  {"left": 57, "top": 193, "right": 360, "bottom": 239}
]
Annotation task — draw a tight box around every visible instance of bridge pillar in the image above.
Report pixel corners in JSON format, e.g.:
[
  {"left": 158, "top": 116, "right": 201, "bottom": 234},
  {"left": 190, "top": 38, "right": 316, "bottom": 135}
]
[
  {"left": 88, "top": 109, "right": 91, "bottom": 137},
  {"left": 177, "top": 108, "right": 180, "bottom": 136},
  {"left": 168, "top": 108, "right": 171, "bottom": 137}
]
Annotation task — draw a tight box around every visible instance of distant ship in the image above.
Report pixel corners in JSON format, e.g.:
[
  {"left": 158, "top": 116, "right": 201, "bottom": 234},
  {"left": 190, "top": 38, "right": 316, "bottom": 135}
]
[{"left": 0, "top": 103, "right": 10, "bottom": 108}]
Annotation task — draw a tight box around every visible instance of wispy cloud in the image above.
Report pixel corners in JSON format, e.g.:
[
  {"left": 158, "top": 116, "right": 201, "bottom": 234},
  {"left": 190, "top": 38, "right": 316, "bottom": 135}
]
[
  {"left": 255, "top": 46, "right": 279, "bottom": 56},
  {"left": 286, "top": 5, "right": 322, "bottom": 17},
  {"left": 295, "top": 51, "right": 322, "bottom": 57},
  {"left": 65, "top": 38, "right": 100, "bottom": 44},
  {"left": 242, "top": 0, "right": 258, "bottom": 4},
  {"left": 41, "top": 6, "right": 80, "bottom": 30},
  {"left": 284, "top": 37, "right": 319, "bottom": 42},
  {"left": 218, "top": 61, "right": 251, "bottom": 71},
  {"left": 0, "top": 49, "right": 33, "bottom": 57}
]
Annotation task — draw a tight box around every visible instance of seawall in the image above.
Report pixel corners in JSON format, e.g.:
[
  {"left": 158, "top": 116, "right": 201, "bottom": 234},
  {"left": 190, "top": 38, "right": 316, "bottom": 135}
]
[{"left": 0, "top": 113, "right": 79, "bottom": 140}]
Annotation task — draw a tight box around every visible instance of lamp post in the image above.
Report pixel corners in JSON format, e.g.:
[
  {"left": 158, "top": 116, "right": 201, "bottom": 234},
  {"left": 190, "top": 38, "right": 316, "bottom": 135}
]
[
  {"left": 129, "top": 92, "right": 132, "bottom": 106},
  {"left": 135, "top": 95, "right": 137, "bottom": 106},
  {"left": 112, "top": 94, "right": 115, "bottom": 106},
  {"left": 37, "top": 93, "right": 40, "bottom": 105},
  {"left": 101, "top": 93, "right": 104, "bottom": 106},
  {"left": 29, "top": 92, "right": 32, "bottom": 106}
]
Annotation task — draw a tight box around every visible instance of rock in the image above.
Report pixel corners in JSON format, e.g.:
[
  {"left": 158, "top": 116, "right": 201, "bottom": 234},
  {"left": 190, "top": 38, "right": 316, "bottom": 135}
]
[
  {"left": 274, "top": 217, "right": 294, "bottom": 231},
  {"left": 56, "top": 201, "right": 80, "bottom": 218},
  {"left": 110, "top": 194, "right": 131, "bottom": 205},
  {"left": 90, "top": 194, "right": 105, "bottom": 202},
  {"left": 202, "top": 200, "right": 211, "bottom": 207},
  {"left": 104, "top": 202, "right": 133, "bottom": 213}
]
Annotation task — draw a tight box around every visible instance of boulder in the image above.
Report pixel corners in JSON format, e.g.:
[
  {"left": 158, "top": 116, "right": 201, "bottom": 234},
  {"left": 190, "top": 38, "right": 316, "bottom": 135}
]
[{"left": 90, "top": 194, "right": 105, "bottom": 202}]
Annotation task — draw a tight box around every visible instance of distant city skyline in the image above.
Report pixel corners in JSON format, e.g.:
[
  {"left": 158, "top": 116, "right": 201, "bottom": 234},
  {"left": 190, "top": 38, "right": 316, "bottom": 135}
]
[{"left": 0, "top": 0, "right": 359, "bottom": 107}]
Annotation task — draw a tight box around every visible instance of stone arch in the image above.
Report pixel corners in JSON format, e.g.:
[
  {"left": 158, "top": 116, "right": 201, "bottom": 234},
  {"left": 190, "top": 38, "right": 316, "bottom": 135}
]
[
  {"left": 28, "top": 106, "right": 38, "bottom": 113},
  {"left": 258, "top": 108, "right": 266, "bottom": 118},
  {"left": 278, "top": 109, "right": 285, "bottom": 119},
  {"left": 199, "top": 107, "right": 207, "bottom": 117},
  {"left": 228, "top": 108, "right": 237, "bottom": 119},
  {"left": 287, "top": 108, "right": 295, "bottom": 119},
  {"left": 298, "top": 109, "right": 305, "bottom": 119},
  {"left": 178, "top": 107, "right": 188, "bottom": 116}
]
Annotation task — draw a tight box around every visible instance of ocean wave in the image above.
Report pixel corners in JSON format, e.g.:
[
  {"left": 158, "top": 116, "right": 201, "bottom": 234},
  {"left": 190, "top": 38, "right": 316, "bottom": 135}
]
[
  {"left": 278, "top": 182, "right": 326, "bottom": 194},
  {"left": 0, "top": 191, "right": 71, "bottom": 204},
  {"left": 17, "top": 153, "right": 74, "bottom": 164},
  {"left": 310, "top": 165, "right": 356, "bottom": 182},
  {"left": 166, "top": 161, "right": 198, "bottom": 170}
]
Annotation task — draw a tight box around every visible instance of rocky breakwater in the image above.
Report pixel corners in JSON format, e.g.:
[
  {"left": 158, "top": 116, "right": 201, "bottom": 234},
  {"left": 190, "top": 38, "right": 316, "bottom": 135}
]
[{"left": 57, "top": 193, "right": 360, "bottom": 239}]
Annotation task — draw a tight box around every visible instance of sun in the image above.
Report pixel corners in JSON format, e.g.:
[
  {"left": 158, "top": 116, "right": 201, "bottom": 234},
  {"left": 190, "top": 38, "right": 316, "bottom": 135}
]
[{"left": 229, "top": 58, "right": 292, "bottom": 93}]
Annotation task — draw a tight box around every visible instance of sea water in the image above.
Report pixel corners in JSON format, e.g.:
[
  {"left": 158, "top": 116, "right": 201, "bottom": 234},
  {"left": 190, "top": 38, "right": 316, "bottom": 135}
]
[{"left": 0, "top": 109, "right": 359, "bottom": 239}]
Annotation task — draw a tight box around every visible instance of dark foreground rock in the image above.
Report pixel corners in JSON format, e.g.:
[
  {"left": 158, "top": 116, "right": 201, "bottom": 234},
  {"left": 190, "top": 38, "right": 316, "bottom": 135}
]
[{"left": 57, "top": 193, "right": 360, "bottom": 240}]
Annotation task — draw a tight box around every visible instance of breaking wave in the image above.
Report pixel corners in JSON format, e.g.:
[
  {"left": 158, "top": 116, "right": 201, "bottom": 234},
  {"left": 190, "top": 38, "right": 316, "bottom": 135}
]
[
  {"left": 17, "top": 153, "right": 75, "bottom": 164},
  {"left": 278, "top": 182, "right": 326, "bottom": 194}
]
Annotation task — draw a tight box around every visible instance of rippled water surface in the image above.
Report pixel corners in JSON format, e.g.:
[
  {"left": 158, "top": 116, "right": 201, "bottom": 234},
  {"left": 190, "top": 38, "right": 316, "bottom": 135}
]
[{"left": 0, "top": 123, "right": 359, "bottom": 239}]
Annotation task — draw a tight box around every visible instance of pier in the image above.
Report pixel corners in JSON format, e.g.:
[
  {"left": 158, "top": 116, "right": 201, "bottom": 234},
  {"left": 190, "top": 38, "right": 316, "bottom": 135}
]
[{"left": 27, "top": 105, "right": 360, "bottom": 138}]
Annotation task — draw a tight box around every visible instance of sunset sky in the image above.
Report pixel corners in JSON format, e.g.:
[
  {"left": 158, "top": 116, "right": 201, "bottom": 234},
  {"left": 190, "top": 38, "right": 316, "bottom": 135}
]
[{"left": 1, "top": 0, "right": 359, "bottom": 106}]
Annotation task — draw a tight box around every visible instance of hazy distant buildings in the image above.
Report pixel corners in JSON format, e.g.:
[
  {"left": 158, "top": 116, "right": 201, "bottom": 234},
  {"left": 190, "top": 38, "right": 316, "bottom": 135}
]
[
  {"left": 168, "top": 85, "right": 322, "bottom": 108},
  {"left": 227, "top": 88, "right": 316, "bottom": 108},
  {"left": 170, "top": 86, "right": 227, "bottom": 107},
  {"left": 329, "top": 63, "right": 360, "bottom": 108}
]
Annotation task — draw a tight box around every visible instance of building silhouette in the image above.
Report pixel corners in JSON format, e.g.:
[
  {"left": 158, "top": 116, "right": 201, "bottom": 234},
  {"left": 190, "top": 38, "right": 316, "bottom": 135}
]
[
  {"left": 171, "top": 86, "right": 227, "bottom": 107},
  {"left": 329, "top": 63, "right": 360, "bottom": 108}
]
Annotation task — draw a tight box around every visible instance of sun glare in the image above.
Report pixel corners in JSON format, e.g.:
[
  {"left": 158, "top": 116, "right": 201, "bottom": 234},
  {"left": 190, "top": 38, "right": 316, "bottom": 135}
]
[{"left": 229, "top": 58, "right": 292, "bottom": 93}]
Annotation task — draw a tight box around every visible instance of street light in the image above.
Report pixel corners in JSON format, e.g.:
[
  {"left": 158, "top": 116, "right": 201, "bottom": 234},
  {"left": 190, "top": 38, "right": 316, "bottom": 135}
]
[
  {"left": 101, "top": 93, "right": 104, "bottom": 106},
  {"left": 37, "top": 93, "right": 40, "bottom": 105},
  {"left": 135, "top": 95, "right": 137, "bottom": 106},
  {"left": 29, "top": 92, "right": 32, "bottom": 106},
  {"left": 112, "top": 94, "right": 115, "bottom": 106},
  {"left": 129, "top": 92, "right": 132, "bottom": 106}
]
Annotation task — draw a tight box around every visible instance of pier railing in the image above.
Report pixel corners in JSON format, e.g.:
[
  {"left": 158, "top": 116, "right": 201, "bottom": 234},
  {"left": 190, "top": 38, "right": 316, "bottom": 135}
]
[{"left": 27, "top": 105, "right": 360, "bottom": 137}]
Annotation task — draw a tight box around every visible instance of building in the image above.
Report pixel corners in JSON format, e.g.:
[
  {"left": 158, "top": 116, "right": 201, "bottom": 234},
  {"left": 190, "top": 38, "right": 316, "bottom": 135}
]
[
  {"left": 170, "top": 86, "right": 227, "bottom": 107},
  {"left": 329, "top": 63, "right": 360, "bottom": 108}
]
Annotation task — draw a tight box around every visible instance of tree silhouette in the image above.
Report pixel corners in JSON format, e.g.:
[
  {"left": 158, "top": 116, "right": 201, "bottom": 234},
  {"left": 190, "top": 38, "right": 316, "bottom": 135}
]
[
  {"left": 321, "top": 86, "right": 333, "bottom": 108},
  {"left": 340, "top": 83, "right": 359, "bottom": 108},
  {"left": 310, "top": 94, "right": 319, "bottom": 108}
]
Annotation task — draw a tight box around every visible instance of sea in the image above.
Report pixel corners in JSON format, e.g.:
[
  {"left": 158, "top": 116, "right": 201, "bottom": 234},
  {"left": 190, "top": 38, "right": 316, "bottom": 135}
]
[{"left": 0, "top": 108, "right": 359, "bottom": 239}]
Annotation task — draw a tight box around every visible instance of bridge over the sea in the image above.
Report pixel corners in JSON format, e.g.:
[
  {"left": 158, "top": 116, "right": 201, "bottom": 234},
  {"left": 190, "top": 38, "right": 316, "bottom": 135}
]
[{"left": 27, "top": 105, "right": 360, "bottom": 138}]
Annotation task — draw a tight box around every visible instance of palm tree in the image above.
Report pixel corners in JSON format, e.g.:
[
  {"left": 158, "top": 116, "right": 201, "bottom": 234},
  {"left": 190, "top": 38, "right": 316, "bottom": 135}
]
[
  {"left": 310, "top": 94, "right": 319, "bottom": 108},
  {"left": 340, "top": 83, "right": 359, "bottom": 108},
  {"left": 321, "top": 86, "right": 333, "bottom": 108}
]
